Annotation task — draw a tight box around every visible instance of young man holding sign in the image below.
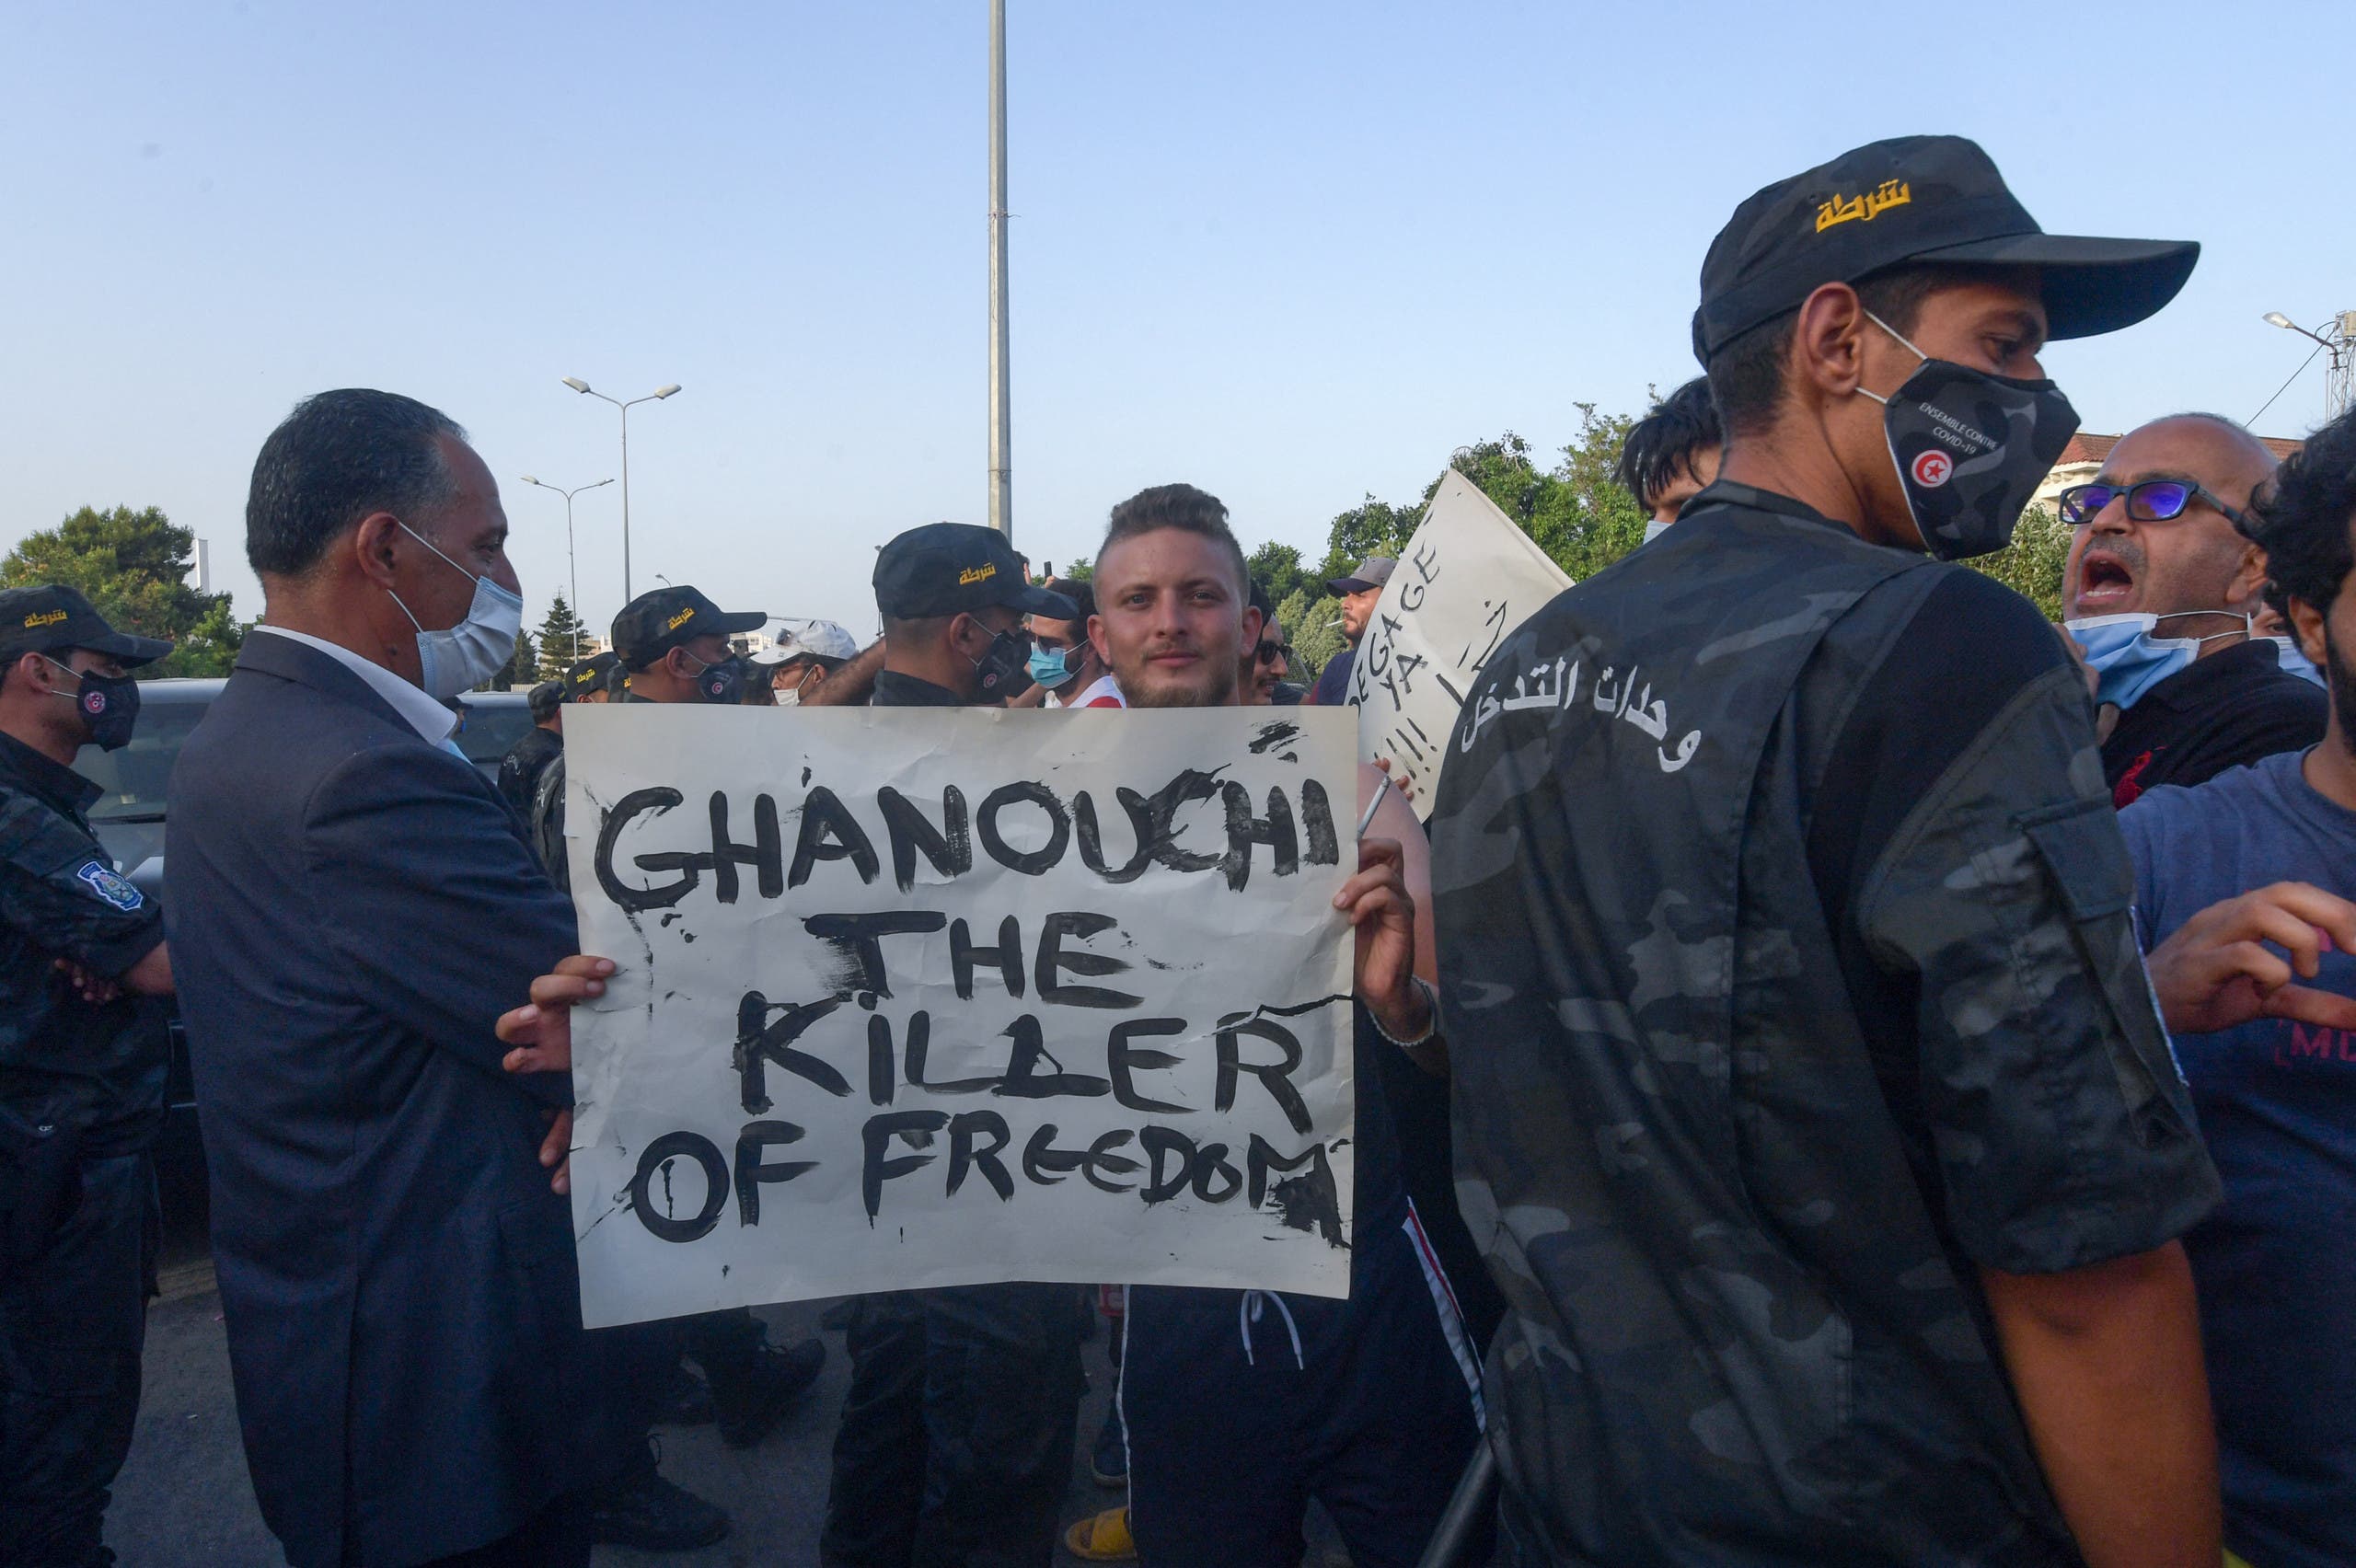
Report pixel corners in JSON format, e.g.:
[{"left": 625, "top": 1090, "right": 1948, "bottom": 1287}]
[{"left": 1082, "top": 485, "right": 1482, "bottom": 1568}]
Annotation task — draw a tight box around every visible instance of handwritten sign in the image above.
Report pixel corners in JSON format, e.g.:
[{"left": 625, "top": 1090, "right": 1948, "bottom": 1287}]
[
  {"left": 1344, "top": 469, "right": 1574, "bottom": 817},
  {"left": 559, "top": 704, "right": 1358, "bottom": 1329}
]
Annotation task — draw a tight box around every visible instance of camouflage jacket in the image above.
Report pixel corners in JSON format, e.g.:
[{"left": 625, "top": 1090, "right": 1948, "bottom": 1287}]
[{"left": 1427, "top": 483, "right": 2220, "bottom": 1565}]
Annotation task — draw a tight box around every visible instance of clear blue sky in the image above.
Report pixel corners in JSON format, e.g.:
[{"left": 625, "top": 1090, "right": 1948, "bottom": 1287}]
[{"left": 4, "top": 0, "right": 2348, "bottom": 640}]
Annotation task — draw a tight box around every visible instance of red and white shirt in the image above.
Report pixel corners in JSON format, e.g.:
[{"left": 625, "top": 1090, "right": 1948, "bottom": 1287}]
[{"left": 1047, "top": 674, "right": 1126, "bottom": 709}]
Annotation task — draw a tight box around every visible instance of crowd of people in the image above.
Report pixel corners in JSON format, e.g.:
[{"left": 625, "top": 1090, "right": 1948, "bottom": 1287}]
[{"left": 3, "top": 130, "right": 2353, "bottom": 1568}]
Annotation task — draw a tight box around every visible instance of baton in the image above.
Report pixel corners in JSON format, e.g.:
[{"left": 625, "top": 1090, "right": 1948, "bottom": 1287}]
[{"left": 1415, "top": 1439, "right": 1498, "bottom": 1568}]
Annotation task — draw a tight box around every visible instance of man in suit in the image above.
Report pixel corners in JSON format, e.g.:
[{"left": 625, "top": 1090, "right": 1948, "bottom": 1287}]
[{"left": 165, "top": 389, "right": 608, "bottom": 1568}]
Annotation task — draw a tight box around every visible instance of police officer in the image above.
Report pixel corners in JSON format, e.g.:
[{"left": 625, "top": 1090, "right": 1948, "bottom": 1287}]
[
  {"left": 818, "top": 524, "right": 1090, "bottom": 1568},
  {"left": 0, "top": 584, "right": 176, "bottom": 1566},
  {"left": 1429, "top": 136, "right": 2224, "bottom": 1566},
  {"left": 528, "top": 587, "right": 827, "bottom": 1552},
  {"left": 495, "top": 679, "right": 566, "bottom": 816}
]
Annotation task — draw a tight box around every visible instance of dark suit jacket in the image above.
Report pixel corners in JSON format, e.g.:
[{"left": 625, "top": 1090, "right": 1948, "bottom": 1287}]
[{"left": 164, "top": 634, "right": 603, "bottom": 1568}]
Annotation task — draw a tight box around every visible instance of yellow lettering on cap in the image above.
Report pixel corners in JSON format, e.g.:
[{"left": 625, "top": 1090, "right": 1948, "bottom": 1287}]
[
  {"left": 22, "top": 609, "right": 68, "bottom": 629},
  {"left": 665, "top": 606, "right": 697, "bottom": 630},
  {"left": 958, "top": 563, "right": 997, "bottom": 586},
  {"left": 1815, "top": 179, "right": 1910, "bottom": 234}
]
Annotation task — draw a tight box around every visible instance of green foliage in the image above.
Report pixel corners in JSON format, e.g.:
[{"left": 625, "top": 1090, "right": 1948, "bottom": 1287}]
[
  {"left": 1961, "top": 504, "right": 2071, "bottom": 621},
  {"left": 1, "top": 505, "right": 246, "bottom": 677},
  {"left": 1058, "top": 557, "right": 1093, "bottom": 583},
  {"left": 1277, "top": 587, "right": 1344, "bottom": 678},
  {"left": 481, "top": 628, "right": 537, "bottom": 692},
  {"left": 1245, "top": 541, "right": 1310, "bottom": 609},
  {"left": 535, "top": 594, "right": 586, "bottom": 679},
  {"left": 1315, "top": 496, "right": 1421, "bottom": 583}
]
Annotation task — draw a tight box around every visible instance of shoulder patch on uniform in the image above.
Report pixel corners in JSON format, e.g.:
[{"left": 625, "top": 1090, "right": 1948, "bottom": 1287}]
[{"left": 75, "top": 859, "right": 144, "bottom": 912}]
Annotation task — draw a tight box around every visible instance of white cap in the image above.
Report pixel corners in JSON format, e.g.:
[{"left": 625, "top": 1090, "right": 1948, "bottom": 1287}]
[{"left": 754, "top": 618, "right": 860, "bottom": 665}]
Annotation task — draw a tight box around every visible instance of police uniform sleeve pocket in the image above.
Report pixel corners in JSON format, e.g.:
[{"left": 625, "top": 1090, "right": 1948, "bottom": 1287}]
[
  {"left": 2019, "top": 801, "right": 2132, "bottom": 922},
  {"left": 2018, "top": 799, "right": 2188, "bottom": 1147}
]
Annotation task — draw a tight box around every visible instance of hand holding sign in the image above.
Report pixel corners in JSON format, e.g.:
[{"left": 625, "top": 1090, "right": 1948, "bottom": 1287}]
[{"left": 499, "top": 955, "right": 618, "bottom": 1196}]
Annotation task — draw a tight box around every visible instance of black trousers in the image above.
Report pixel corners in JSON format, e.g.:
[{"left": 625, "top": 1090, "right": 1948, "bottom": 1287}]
[
  {"left": 594, "top": 1305, "right": 776, "bottom": 1478},
  {"left": 0, "top": 1152, "right": 155, "bottom": 1568},
  {"left": 819, "top": 1284, "right": 1085, "bottom": 1568},
  {"left": 418, "top": 1493, "right": 592, "bottom": 1568}
]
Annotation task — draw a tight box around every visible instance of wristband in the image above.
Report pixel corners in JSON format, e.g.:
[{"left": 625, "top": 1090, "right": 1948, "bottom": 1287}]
[{"left": 1371, "top": 975, "right": 1439, "bottom": 1048}]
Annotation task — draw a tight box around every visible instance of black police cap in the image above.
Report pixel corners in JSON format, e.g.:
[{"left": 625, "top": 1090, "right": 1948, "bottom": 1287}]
[
  {"left": 0, "top": 584, "right": 174, "bottom": 668},
  {"left": 1692, "top": 134, "right": 2198, "bottom": 363},
  {"left": 872, "top": 523, "right": 1077, "bottom": 621},
  {"left": 563, "top": 651, "right": 619, "bottom": 701},
  {"left": 609, "top": 586, "right": 765, "bottom": 670}
]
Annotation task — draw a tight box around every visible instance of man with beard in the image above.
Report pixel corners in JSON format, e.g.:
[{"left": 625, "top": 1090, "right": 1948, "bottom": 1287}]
[
  {"left": 1428, "top": 136, "right": 2223, "bottom": 1566},
  {"left": 2062, "top": 413, "right": 2323, "bottom": 805},
  {"left": 1082, "top": 484, "right": 1481, "bottom": 1567},
  {"left": 2119, "top": 403, "right": 2356, "bottom": 1568},
  {"left": 1307, "top": 556, "right": 1392, "bottom": 706}
]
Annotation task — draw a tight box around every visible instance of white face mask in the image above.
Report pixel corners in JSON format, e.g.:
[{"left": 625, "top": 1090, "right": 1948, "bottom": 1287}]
[{"left": 387, "top": 521, "right": 525, "bottom": 699}]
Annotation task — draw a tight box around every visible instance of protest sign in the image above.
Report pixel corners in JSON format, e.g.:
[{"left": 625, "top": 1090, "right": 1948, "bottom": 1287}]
[
  {"left": 1345, "top": 469, "right": 1574, "bottom": 817},
  {"left": 559, "top": 704, "right": 1359, "bottom": 1329}
]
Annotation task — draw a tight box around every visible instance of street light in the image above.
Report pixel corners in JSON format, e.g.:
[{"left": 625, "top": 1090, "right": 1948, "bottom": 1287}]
[
  {"left": 2261, "top": 310, "right": 2355, "bottom": 421},
  {"left": 517, "top": 475, "right": 613, "bottom": 660},
  {"left": 560, "top": 378, "right": 683, "bottom": 603}
]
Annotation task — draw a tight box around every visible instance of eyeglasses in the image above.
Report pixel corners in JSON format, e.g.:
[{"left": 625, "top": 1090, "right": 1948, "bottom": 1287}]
[
  {"left": 1253, "top": 640, "right": 1291, "bottom": 666},
  {"left": 2058, "top": 478, "right": 2256, "bottom": 533}
]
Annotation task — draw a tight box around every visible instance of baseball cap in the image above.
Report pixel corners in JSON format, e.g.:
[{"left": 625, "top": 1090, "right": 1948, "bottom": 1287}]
[
  {"left": 562, "top": 650, "right": 619, "bottom": 701},
  {"left": 1692, "top": 134, "right": 2199, "bottom": 363},
  {"left": 754, "top": 618, "right": 861, "bottom": 667},
  {"left": 526, "top": 680, "right": 564, "bottom": 721},
  {"left": 1325, "top": 556, "right": 1397, "bottom": 596},
  {"left": 0, "top": 584, "right": 174, "bottom": 667},
  {"left": 610, "top": 585, "right": 765, "bottom": 669},
  {"left": 872, "top": 524, "right": 1076, "bottom": 621}
]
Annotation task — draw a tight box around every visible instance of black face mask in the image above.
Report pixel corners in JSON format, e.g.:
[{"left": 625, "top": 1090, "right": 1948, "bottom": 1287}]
[
  {"left": 971, "top": 626, "right": 1035, "bottom": 703},
  {"left": 682, "top": 652, "right": 745, "bottom": 706},
  {"left": 44, "top": 657, "right": 140, "bottom": 751},
  {"left": 1860, "top": 311, "right": 2079, "bottom": 561}
]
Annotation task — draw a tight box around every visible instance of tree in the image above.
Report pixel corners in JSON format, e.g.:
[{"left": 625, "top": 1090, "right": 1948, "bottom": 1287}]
[
  {"left": 1060, "top": 557, "right": 1093, "bottom": 583},
  {"left": 479, "top": 628, "right": 537, "bottom": 691},
  {"left": 1277, "top": 586, "right": 1345, "bottom": 679},
  {"left": 1, "top": 504, "right": 245, "bottom": 676},
  {"left": 535, "top": 594, "right": 586, "bottom": 679},
  {"left": 1245, "top": 542, "right": 1310, "bottom": 609},
  {"left": 1963, "top": 504, "right": 2071, "bottom": 620}
]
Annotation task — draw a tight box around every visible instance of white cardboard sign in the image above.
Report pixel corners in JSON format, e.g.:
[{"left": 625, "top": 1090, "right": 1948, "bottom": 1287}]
[
  {"left": 1345, "top": 469, "right": 1574, "bottom": 816},
  {"left": 560, "top": 704, "right": 1358, "bottom": 1328}
]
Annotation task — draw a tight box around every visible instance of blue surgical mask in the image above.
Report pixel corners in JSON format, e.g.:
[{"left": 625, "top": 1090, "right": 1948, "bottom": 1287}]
[
  {"left": 2066, "top": 611, "right": 2250, "bottom": 710},
  {"left": 388, "top": 522, "right": 525, "bottom": 700},
  {"left": 2267, "top": 636, "right": 2327, "bottom": 688},
  {"left": 1027, "top": 643, "right": 1071, "bottom": 689}
]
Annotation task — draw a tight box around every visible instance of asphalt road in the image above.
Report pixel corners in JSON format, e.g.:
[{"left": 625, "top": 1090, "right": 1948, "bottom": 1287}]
[{"left": 105, "top": 1274, "right": 1357, "bottom": 1567}]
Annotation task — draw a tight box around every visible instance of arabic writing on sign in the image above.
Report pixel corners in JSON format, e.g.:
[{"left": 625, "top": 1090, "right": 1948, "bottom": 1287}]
[
  {"left": 1815, "top": 179, "right": 1911, "bottom": 234},
  {"left": 1458, "top": 653, "right": 1701, "bottom": 774}
]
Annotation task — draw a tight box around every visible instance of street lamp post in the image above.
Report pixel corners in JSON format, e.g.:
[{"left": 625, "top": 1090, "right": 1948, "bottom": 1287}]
[
  {"left": 560, "top": 378, "right": 682, "bottom": 603},
  {"left": 2262, "top": 311, "right": 2356, "bottom": 421},
  {"left": 517, "top": 475, "right": 613, "bottom": 660}
]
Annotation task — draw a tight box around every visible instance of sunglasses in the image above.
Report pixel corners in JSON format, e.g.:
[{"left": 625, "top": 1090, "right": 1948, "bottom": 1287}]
[
  {"left": 2058, "top": 478, "right": 2256, "bottom": 534},
  {"left": 1253, "top": 640, "right": 1291, "bottom": 666}
]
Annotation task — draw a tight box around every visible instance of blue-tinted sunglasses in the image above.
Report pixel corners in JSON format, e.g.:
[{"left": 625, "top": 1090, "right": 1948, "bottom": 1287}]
[{"left": 2058, "top": 478, "right": 2256, "bottom": 534}]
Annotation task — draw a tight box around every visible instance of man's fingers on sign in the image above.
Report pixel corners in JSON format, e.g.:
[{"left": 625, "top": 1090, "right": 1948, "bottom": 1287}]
[
  {"left": 538, "top": 1108, "right": 573, "bottom": 1196},
  {"left": 496, "top": 954, "right": 617, "bottom": 1078},
  {"left": 2147, "top": 882, "right": 2356, "bottom": 1036},
  {"left": 1336, "top": 836, "right": 1423, "bottom": 1036}
]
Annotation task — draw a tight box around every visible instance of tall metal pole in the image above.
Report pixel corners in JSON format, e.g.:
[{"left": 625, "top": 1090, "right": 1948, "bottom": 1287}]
[
  {"left": 618, "top": 403, "right": 634, "bottom": 603},
  {"left": 987, "top": 0, "right": 1012, "bottom": 539},
  {"left": 2330, "top": 311, "right": 2356, "bottom": 422},
  {"left": 560, "top": 380, "right": 678, "bottom": 605},
  {"left": 520, "top": 476, "right": 611, "bottom": 661}
]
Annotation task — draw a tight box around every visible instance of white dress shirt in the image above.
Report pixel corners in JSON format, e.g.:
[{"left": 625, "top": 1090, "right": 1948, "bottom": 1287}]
[{"left": 250, "top": 626, "right": 460, "bottom": 749}]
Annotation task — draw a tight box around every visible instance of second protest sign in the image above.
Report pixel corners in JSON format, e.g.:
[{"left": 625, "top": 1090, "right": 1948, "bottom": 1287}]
[{"left": 560, "top": 703, "right": 1359, "bottom": 1328}]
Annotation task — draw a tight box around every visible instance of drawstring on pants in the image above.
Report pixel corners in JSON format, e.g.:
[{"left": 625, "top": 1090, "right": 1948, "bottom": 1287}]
[{"left": 1238, "top": 1289, "right": 1305, "bottom": 1369}]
